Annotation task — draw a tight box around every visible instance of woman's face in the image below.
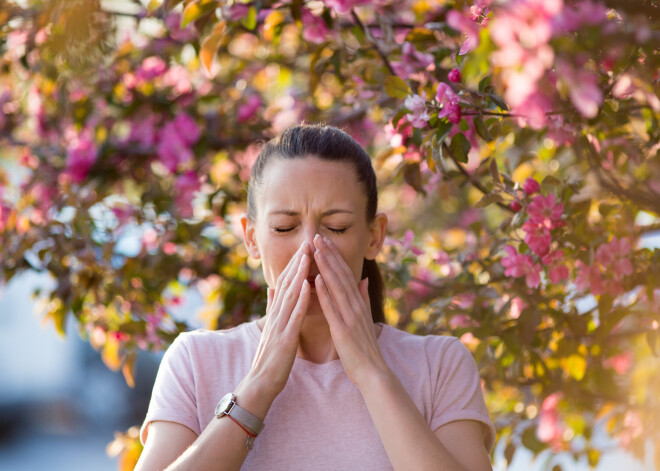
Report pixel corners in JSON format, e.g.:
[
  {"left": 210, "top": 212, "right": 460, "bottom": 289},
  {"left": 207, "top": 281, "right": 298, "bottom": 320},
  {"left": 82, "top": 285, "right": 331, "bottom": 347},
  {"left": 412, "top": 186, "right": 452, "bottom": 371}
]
[{"left": 242, "top": 157, "right": 386, "bottom": 315}]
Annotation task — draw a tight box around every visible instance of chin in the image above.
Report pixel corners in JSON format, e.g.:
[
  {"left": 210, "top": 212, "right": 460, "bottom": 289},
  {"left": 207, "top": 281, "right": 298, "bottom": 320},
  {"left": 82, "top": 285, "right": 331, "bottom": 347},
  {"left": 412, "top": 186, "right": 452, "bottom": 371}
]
[{"left": 304, "top": 295, "right": 326, "bottom": 318}]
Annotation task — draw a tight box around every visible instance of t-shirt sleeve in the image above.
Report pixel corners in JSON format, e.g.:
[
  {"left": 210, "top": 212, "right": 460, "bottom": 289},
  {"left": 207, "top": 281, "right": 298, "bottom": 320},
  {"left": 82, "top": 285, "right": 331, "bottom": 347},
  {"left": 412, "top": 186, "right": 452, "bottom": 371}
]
[
  {"left": 140, "top": 333, "right": 200, "bottom": 445},
  {"left": 429, "top": 337, "right": 495, "bottom": 452}
]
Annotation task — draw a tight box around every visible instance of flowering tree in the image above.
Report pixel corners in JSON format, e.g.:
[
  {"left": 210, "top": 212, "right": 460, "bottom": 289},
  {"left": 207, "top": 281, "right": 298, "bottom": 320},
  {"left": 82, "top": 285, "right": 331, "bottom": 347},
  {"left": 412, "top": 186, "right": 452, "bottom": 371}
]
[{"left": 1, "top": 0, "right": 659, "bottom": 468}]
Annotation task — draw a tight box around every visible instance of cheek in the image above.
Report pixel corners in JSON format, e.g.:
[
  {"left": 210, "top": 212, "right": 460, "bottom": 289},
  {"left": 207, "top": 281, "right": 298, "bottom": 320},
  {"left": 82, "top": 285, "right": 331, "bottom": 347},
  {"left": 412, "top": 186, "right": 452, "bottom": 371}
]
[{"left": 258, "top": 238, "right": 298, "bottom": 285}]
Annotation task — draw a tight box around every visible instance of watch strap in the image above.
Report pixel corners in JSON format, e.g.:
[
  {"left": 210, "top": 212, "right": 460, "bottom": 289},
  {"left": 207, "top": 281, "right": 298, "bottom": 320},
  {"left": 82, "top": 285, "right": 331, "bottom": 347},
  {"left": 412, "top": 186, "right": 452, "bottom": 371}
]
[{"left": 228, "top": 402, "right": 265, "bottom": 435}]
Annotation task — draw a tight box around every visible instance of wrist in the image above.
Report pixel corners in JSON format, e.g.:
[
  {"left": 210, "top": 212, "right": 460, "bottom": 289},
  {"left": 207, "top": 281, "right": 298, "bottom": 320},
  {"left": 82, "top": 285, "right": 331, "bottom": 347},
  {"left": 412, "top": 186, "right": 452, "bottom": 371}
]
[
  {"left": 234, "top": 373, "right": 279, "bottom": 421},
  {"left": 354, "top": 364, "right": 396, "bottom": 394}
]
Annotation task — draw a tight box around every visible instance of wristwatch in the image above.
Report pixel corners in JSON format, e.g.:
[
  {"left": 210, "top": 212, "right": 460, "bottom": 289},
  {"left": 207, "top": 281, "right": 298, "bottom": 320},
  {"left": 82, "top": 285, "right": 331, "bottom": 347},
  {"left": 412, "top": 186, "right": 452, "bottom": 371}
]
[{"left": 215, "top": 393, "right": 265, "bottom": 451}]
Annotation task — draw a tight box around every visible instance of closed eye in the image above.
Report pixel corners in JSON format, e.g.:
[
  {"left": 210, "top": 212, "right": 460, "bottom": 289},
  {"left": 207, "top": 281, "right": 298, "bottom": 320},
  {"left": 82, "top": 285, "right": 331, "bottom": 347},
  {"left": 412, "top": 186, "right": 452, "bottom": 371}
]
[
  {"left": 273, "top": 227, "right": 294, "bottom": 233},
  {"left": 328, "top": 227, "right": 348, "bottom": 234}
]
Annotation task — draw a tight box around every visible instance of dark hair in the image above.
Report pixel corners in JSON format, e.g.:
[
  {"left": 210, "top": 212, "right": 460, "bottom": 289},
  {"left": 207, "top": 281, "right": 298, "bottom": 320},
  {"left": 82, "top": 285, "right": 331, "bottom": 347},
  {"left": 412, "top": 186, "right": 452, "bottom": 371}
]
[{"left": 247, "top": 124, "right": 385, "bottom": 324}]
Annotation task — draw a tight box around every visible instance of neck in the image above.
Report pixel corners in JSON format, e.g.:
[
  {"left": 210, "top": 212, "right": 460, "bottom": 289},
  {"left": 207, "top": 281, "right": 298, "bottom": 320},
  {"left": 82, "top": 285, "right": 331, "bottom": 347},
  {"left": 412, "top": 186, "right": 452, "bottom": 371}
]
[{"left": 296, "top": 315, "right": 339, "bottom": 364}]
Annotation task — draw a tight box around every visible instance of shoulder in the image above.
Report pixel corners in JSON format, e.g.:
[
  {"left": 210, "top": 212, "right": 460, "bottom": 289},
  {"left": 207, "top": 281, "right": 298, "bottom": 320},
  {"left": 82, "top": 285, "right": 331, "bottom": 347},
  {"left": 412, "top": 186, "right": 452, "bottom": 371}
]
[
  {"left": 167, "top": 320, "right": 261, "bottom": 360},
  {"left": 378, "top": 323, "right": 465, "bottom": 359}
]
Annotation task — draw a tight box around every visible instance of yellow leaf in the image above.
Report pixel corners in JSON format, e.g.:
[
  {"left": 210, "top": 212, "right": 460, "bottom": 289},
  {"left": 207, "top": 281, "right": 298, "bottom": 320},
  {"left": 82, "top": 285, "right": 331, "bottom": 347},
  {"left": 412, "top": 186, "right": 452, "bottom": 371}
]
[
  {"left": 563, "top": 354, "right": 587, "bottom": 381},
  {"left": 122, "top": 353, "right": 136, "bottom": 388},
  {"left": 263, "top": 10, "right": 285, "bottom": 42},
  {"left": 200, "top": 21, "right": 225, "bottom": 75},
  {"left": 102, "top": 336, "right": 122, "bottom": 371},
  {"left": 384, "top": 75, "right": 411, "bottom": 99},
  {"left": 181, "top": 0, "right": 217, "bottom": 29}
]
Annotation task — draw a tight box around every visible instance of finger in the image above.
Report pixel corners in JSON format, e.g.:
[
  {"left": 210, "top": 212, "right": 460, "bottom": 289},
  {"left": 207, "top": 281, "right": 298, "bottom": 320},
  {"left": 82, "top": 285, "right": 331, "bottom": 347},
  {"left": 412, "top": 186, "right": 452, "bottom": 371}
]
[
  {"left": 276, "top": 252, "right": 310, "bottom": 328},
  {"left": 315, "top": 235, "right": 355, "bottom": 282},
  {"left": 314, "top": 244, "right": 363, "bottom": 317},
  {"left": 284, "top": 279, "right": 311, "bottom": 336},
  {"left": 272, "top": 242, "right": 308, "bottom": 312},
  {"left": 358, "top": 278, "right": 372, "bottom": 318},
  {"left": 267, "top": 287, "right": 274, "bottom": 307},
  {"left": 315, "top": 274, "right": 343, "bottom": 328}
]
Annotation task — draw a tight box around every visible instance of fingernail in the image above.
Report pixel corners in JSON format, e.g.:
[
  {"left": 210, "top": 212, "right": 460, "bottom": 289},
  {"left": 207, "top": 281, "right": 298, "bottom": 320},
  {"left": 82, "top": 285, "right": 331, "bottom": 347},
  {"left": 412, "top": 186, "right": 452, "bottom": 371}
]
[{"left": 323, "top": 236, "right": 330, "bottom": 245}]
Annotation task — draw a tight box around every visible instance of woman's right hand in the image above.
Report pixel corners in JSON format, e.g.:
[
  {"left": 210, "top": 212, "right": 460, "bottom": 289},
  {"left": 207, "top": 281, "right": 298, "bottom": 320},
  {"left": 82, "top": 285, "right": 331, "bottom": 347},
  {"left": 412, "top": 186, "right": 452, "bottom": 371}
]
[{"left": 234, "top": 241, "right": 311, "bottom": 409}]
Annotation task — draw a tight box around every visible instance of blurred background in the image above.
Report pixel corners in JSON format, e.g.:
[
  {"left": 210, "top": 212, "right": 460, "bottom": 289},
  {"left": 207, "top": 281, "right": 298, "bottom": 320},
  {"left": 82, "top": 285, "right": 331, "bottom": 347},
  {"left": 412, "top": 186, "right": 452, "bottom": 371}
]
[{"left": 1, "top": 0, "right": 659, "bottom": 469}]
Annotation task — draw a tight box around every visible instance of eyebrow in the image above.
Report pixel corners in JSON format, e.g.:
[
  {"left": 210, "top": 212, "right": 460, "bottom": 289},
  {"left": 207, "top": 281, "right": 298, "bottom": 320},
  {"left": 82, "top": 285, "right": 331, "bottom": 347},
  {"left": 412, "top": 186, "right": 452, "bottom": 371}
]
[{"left": 268, "top": 209, "right": 354, "bottom": 217}]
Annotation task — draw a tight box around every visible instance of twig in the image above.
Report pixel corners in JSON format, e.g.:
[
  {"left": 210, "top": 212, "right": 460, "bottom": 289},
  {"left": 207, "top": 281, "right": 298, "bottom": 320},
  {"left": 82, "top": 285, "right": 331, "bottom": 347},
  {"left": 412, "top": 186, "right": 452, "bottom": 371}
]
[
  {"left": 350, "top": 10, "right": 398, "bottom": 77},
  {"left": 441, "top": 142, "right": 515, "bottom": 213}
]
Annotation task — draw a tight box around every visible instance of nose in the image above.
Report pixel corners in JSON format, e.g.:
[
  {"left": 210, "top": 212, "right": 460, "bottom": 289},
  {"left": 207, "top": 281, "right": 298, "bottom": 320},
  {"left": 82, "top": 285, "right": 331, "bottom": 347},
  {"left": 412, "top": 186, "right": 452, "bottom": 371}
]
[{"left": 300, "top": 225, "right": 319, "bottom": 274}]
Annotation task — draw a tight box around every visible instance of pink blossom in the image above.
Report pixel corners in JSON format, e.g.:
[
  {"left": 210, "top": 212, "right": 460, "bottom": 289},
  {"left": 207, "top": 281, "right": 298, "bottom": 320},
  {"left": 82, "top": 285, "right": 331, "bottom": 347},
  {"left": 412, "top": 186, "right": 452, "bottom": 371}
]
[
  {"left": 553, "top": 0, "right": 608, "bottom": 33},
  {"left": 390, "top": 229, "right": 424, "bottom": 256},
  {"left": 542, "top": 249, "right": 569, "bottom": 283},
  {"left": 127, "top": 113, "right": 159, "bottom": 148},
  {"left": 163, "top": 65, "right": 193, "bottom": 97},
  {"left": 302, "top": 8, "right": 329, "bottom": 44},
  {"left": 619, "top": 411, "right": 643, "bottom": 449},
  {"left": 510, "top": 296, "right": 526, "bottom": 319},
  {"left": 501, "top": 245, "right": 542, "bottom": 288},
  {"left": 537, "top": 392, "right": 563, "bottom": 451},
  {"left": 391, "top": 42, "right": 434, "bottom": 78},
  {"left": 527, "top": 193, "right": 563, "bottom": 227},
  {"left": 603, "top": 351, "right": 634, "bottom": 375},
  {"left": 436, "top": 83, "right": 462, "bottom": 124},
  {"left": 155, "top": 114, "right": 200, "bottom": 172},
  {"left": 522, "top": 220, "right": 552, "bottom": 256},
  {"left": 142, "top": 227, "right": 159, "bottom": 252},
  {"left": 447, "top": 10, "right": 480, "bottom": 55},
  {"left": 223, "top": 4, "right": 250, "bottom": 21},
  {"left": 66, "top": 132, "right": 98, "bottom": 183},
  {"left": 237, "top": 95, "right": 262, "bottom": 123},
  {"left": 595, "top": 237, "right": 633, "bottom": 280},
  {"left": 174, "top": 171, "right": 200, "bottom": 218},
  {"left": 164, "top": 13, "right": 197, "bottom": 42},
  {"left": 136, "top": 57, "right": 167, "bottom": 82},
  {"left": 510, "top": 200, "right": 522, "bottom": 212},
  {"left": 448, "top": 68, "right": 462, "bottom": 83},
  {"left": 523, "top": 177, "right": 540, "bottom": 195},
  {"left": 0, "top": 201, "right": 12, "bottom": 232},
  {"left": 404, "top": 94, "right": 430, "bottom": 128},
  {"left": 575, "top": 260, "right": 605, "bottom": 295},
  {"left": 324, "top": 0, "right": 370, "bottom": 15},
  {"left": 172, "top": 113, "right": 200, "bottom": 145},
  {"left": 559, "top": 62, "right": 602, "bottom": 118}
]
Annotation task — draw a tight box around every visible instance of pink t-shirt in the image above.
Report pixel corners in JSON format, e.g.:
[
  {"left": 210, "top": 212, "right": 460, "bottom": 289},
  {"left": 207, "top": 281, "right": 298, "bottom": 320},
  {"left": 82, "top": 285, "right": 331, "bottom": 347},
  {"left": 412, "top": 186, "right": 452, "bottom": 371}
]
[{"left": 140, "top": 320, "right": 495, "bottom": 470}]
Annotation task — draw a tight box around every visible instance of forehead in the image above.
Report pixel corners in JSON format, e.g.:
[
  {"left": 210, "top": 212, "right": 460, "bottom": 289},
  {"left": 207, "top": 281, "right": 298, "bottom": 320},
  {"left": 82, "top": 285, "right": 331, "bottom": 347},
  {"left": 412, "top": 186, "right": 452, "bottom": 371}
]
[{"left": 256, "top": 157, "right": 366, "bottom": 215}]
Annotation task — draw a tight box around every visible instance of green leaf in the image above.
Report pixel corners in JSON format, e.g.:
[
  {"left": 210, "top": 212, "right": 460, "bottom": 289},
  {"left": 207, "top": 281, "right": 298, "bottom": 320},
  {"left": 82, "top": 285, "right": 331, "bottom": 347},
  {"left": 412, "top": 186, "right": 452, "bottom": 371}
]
[
  {"left": 488, "top": 93, "right": 509, "bottom": 111},
  {"left": 474, "top": 115, "right": 494, "bottom": 142},
  {"left": 475, "top": 192, "right": 503, "bottom": 208},
  {"left": 450, "top": 132, "right": 471, "bottom": 164},
  {"left": 403, "top": 162, "right": 424, "bottom": 193},
  {"left": 435, "top": 120, "right": 453, "bottom": 142},
  {"left": 478, "top": 75, "right": 492, "bottom": 93},
  {"left": 521, "top": 427, "right": 546, "bottom": 454},
  {"left": 489, "top": 158, "right": 501, "bottom": 183},
  {"left": 385, "top": 76, "right": 411, "bottom": 99},
  {"left": 392, "top": 108, "right": 409, "bottom": 129},
  {"left": 241, "top": 6, "right": 257, "bottom": 30},
  {"left": 504, "top": 441, "right": 516, "bottom": 465}
]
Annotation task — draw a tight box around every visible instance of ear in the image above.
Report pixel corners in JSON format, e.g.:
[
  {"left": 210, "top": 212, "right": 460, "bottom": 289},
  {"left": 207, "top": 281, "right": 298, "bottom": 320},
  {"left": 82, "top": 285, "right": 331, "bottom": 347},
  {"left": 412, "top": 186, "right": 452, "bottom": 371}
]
[
  {"left": 365, "top": 212, "right": 388, "bottom": 260},
  {"left": 241, "top": 214, "right": 261, "bottom": 260}
]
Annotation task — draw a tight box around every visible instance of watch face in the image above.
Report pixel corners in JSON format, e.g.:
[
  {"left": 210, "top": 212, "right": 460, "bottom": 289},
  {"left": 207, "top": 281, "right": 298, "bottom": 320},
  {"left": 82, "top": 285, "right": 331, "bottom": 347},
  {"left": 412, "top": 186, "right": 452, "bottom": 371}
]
[{"left": 215, "top": 393, "right": 234, "bottom": 417}]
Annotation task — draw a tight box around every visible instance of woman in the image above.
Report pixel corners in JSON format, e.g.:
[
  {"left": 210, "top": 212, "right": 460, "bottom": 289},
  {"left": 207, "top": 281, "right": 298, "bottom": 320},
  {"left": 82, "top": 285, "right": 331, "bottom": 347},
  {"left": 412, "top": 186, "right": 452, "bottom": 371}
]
[{"left": 135, "top": 124, "right": 495, "bottom": 471}]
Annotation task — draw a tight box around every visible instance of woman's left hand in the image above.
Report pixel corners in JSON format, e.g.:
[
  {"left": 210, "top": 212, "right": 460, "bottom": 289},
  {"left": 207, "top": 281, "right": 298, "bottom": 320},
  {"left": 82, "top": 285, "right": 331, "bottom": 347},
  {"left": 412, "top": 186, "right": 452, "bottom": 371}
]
[{"left": 312, "top": 234, "right": 390, "bottom": 386}]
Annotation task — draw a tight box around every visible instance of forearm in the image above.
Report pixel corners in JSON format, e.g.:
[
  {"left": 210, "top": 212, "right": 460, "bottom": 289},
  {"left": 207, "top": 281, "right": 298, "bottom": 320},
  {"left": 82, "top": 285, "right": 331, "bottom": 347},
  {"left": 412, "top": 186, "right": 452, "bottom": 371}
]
[
  {"left": 358, "top": 368, "right": 468, "bottom": 471},
  {"left": 165, "top": 376, "right": 275, "bottom": 471}
]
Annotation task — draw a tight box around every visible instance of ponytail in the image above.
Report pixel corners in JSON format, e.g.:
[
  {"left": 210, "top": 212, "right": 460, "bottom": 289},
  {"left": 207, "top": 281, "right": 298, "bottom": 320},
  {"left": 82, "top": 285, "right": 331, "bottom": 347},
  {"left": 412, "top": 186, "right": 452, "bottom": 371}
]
[{"left": 362, "top": 258, "right": 385, "bottom": 323}]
